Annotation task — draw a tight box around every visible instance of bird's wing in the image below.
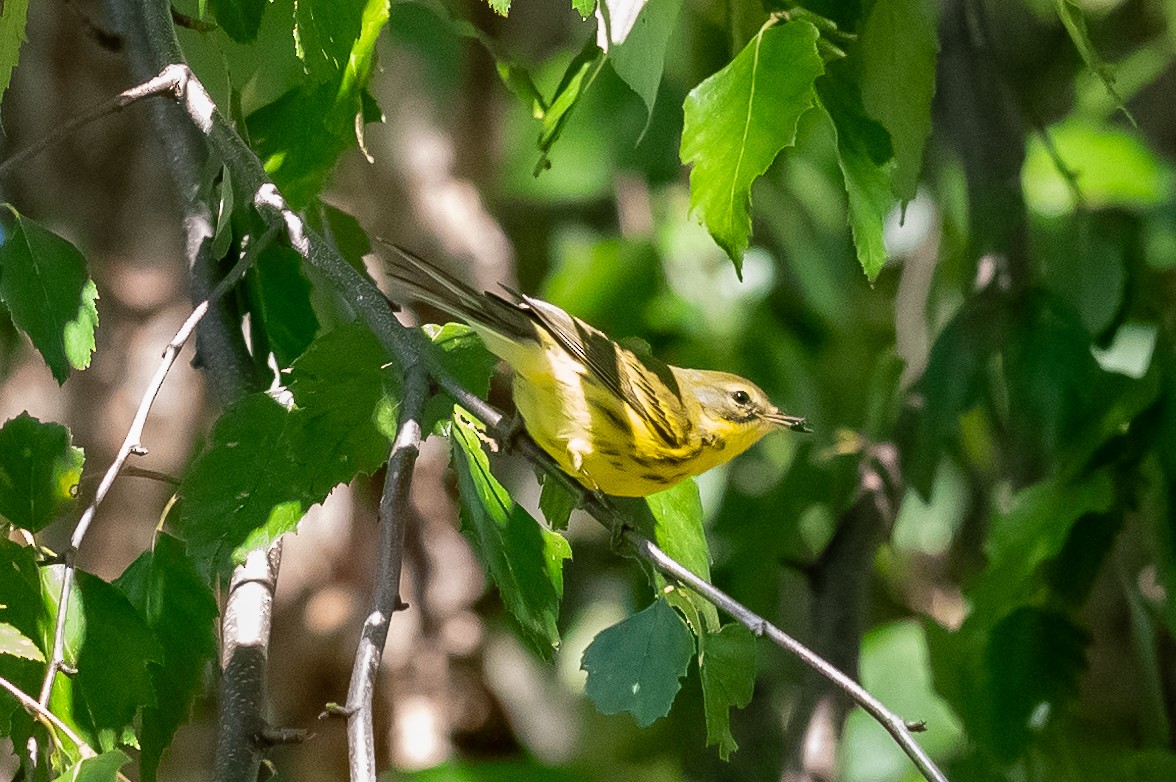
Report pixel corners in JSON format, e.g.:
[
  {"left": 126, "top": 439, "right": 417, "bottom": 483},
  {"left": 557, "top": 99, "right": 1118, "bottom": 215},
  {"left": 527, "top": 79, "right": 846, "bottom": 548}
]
[
  {"left": 385, "top": 243, "right": 693, "bottom": 449},
  {"left": 383, "top": 242, "right": 537, "bottom": 343},
  {"left": 515, "top": 292, "right": 693, "bottom": 449}
]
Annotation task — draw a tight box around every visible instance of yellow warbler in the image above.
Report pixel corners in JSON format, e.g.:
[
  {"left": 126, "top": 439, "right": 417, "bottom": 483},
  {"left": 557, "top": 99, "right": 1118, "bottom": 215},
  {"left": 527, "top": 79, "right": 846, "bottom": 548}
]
[{"left": 388, "top": 247, "right": 809, "bottom": 497}]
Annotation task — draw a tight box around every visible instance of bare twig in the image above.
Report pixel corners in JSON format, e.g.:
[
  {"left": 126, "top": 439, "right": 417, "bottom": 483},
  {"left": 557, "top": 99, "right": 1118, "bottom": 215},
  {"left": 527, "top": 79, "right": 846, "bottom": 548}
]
[
  {"left": 36, "top": 230, "right": 270, "bottom": 709},
  {"left": 0, "top": 675, "right": 96, "bottom": 760},
  {"left": 344, "top": 366, "right": 429, "bottom": 782},
  {"left": 0, "top": 71, "right": 179, "bottom": 179}
]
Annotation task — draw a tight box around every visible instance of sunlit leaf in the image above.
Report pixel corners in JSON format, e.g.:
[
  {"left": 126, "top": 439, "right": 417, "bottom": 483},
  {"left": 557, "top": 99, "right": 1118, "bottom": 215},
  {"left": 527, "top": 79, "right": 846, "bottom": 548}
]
[
  {"left": 581, "top": 597, "right": 694, "bottom": 726},
  {"left": 680, "top": 20, "right": 823, "bottom": 274},
  {"left": 248, "top": 0, "right": 389, "bottom": 206},
  {"left": 294, "top": 0, "right": 364, "bottom": 82},
  {"left": 450, "top": 411, "right": 571, "bottom": 660},
  {"left": 1023, "top": 119, "right": 1169, "bottom": 217},
  {"left": 41, "top": 567, "right": 161, "bottom": 751},
  {"left": 0, "top": 0, "right": 29, "bottom": 108},
  {"left": 422, "top": 322, "right": 498, "bottom": 435},
  {"left": 0, "top": 207, "right": 99, "bottom": 384},
  {"left": 0, "top": 621, "right": 42, "bottom": 661},
  {"left": 52, "top": 750, "right": 130, "bottom": 782},
  {"left": 0, "top": 413, "right": 84, "bottom": 532}
]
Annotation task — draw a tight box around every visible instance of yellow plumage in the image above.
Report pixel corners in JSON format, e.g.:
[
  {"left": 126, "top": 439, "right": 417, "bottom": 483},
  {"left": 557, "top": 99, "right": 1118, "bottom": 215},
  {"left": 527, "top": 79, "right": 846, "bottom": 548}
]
[{"left": 387, "top": 246, "right": 808, "bottom": 497}]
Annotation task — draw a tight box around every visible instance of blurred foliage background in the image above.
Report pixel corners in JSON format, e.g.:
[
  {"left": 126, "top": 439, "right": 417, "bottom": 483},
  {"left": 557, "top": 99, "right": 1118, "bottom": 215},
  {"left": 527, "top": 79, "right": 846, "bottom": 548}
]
[{"left": 3, "top": 0, "right": 1176, "bottom": 779}]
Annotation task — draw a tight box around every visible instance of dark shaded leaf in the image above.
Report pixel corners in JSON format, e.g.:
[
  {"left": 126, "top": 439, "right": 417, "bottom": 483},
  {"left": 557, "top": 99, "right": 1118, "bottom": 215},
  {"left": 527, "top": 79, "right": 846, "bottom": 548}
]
[
  {"left": 0, "top": 413, "right": 83, "bottom": 532},
  {"left": 208, "top": 0, "right": 266, "bottom": 43},
  {"left": 581, "top": 597, "right": 694, "bottom": 726},
  {"left": 114, "top": 535, "right": 218, "bottom": 782},
  {"left": 700, "top": 622, "right": 756, "bottom": 759}
]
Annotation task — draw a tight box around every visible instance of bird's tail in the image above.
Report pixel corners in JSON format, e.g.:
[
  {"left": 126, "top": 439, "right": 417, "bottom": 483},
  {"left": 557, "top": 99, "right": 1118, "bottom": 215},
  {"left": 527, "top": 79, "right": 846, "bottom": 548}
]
[{"left": 380, "top": 241, "right": 535, "bottom": 343}]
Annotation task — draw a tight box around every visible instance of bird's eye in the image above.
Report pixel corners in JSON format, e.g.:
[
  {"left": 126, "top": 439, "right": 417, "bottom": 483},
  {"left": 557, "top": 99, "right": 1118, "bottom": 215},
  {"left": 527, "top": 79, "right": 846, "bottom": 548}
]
[{"left": 731, "top": 389, "right": 751, "bottom": 406}]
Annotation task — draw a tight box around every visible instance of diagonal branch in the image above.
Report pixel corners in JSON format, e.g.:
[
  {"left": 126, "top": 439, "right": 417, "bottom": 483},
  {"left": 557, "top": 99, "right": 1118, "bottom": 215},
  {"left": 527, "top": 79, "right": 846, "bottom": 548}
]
[
  {"left": 0, "top": 675, "right": 96, "bottom": 760},
  {"left": 343, "top": 365, "right": 429, "bottom": 781}
]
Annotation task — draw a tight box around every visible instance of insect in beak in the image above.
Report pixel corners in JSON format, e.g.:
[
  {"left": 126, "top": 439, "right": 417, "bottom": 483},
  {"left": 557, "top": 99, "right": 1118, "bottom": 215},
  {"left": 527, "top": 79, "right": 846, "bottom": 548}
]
[{"left": 763, "top": 408, "right": 812, "bottom": 433}]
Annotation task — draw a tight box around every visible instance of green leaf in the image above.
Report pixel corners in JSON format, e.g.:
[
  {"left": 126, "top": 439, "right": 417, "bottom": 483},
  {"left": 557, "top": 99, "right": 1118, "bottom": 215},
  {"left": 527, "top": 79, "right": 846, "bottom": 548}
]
[
  {"left": 840, "top": 621, "right": 964, "bottom": 780},
  {"left": 699, "top": 622, "right": 756, "bottom": 759},
  {"left": 532, "top": 36, "right": 604, "bottom": 175},
  {"left": 0, "top": 0, "right": 29, "bottom": 107},
  {"left": 248, "top": 0, "right": 390, "bottom": 206},
  {"left": 901, "top": 291, "right": 1007, "bottom": 498},
  {"left": 1002, "top": 293, "right": 1103, "bottom": 466},
  {"left": 859, "top": 0, "right": 938, "bottom": 201},
  {"left": 175, "top": 394, "right": 308, "bottom": 575},
  {"left": 643, "top": 479, "right": 718, "bottom": 632},
  {"left": 294, "top": 0, "right": 364, "bottom": 83},
  {"left": 1053, "top": 0, "right": 1132, "bottom": 123},
  {"left": 0, "top": 539, "right": 42, "bottom": 650},
  {"left": 244, "top": 242, "right": 320, "bottom": 368},
  {"left": 287, "top": 321, "right": 399, "bottom": 490},
  {"left": 572, "top": 0, "right": 595, "bottom": 16},
  {"left": 969, "top": 470, "right": 1114, "bottom": 628},
  {"left": 208, "top": 0, "right": 266, "bottom": 43},
  {"left": 0, "top": 413, "right": 84, "bottom": 532},
  {"left": 306, "top": 202, "right": 371, "bottom": 271},
  {"left": 1023, "top": 119, "right": 1170, "bottom": 217},
  {"left": 52, "top": 750, "right": 130, "bottom": 782},
  {"left": 422, "top": 322, "right": 498, "bottom": 435},
  {"left": 819, "top": 72, "right": 895, "bottom": 281},
  {"left": 210, "top": 165, "right": 236, "bottom": 261},
  {"left": 178, "top": 323, "right": 398, "bottom": 575},
  {"left": 985, "top": 607, "right": 1088, "bottom": 759},
  {"left": 680, "top": 20, "right": 824, "bottom": 274},
  {"left": 0, "top": 621, "right": 42, "bottom": 661},
  {"left": 114, "top": 535, "right": 218, "bottom": 782},
  {"left": 0, "top": 207, "right": 99, "bottom": 384},
  {"left": 604, "top": 0, "right": 683, "bottom": 121},
  {"left": 538, "top": 474, "right": 578, "bottom": 531},
  {"left": 0, "top": 539, "right": 43, "bottom": 742},
  {"left": 581, "top": 597, "right": 694, "bottom": 726},
  {"left": 450, "top": 411, "right": 570, "bottom": 660},
  {"left": 41, "top": 567, "right": 161, "bottom": 750}
]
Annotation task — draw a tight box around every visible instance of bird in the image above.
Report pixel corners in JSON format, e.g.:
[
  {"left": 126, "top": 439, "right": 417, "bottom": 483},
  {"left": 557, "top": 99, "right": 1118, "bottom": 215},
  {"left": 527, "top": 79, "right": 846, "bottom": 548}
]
[{"left": 385, "top": 245, "right": 809, "bottom": 497}]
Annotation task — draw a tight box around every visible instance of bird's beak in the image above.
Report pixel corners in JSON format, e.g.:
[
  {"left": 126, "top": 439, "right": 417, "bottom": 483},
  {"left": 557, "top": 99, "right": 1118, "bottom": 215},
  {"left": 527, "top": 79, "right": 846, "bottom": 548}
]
[{"left": 763, "top": 408, "right": 812, "bottom": 433}]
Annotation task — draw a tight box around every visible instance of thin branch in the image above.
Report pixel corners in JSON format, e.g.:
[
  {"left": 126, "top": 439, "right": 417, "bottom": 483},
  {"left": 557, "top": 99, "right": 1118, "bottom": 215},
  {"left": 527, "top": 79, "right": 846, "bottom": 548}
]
[
  {"left": 630, "top": 535, "right": 946, "bottom": 782},
  {"left": 0, "top": 70, "right": 179, "bottom": 179},
  {"left": 0, "top": 675, "right": 96, "bottom": 760},
  {"left": 36, "top": 230, "right": 270, "bottom": 708},
  {"left": 344, "top": 366, "right": 429, "bottom": 781}
]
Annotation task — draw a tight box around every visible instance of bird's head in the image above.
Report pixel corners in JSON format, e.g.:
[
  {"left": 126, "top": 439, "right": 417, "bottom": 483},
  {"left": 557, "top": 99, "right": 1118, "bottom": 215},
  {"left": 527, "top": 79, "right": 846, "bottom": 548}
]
[{"left": 680, "top": 369, "right": 810, "bottom": 456}]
